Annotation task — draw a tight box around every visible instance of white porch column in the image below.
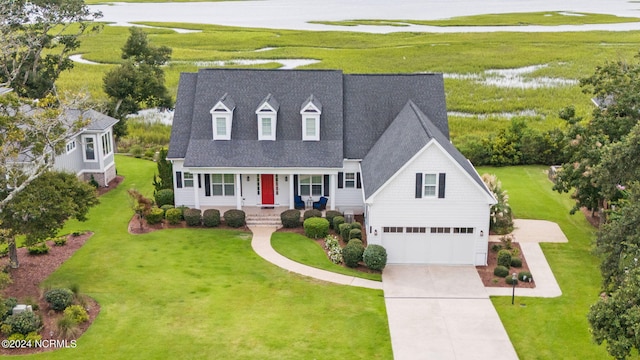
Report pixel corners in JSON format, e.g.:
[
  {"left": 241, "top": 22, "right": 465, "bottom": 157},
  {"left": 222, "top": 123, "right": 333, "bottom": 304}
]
[
  {"left": 329, "top": 173, "right": 336, "bottom": 210},
  {"left": 289, "top": 173, "right": 295, "bottom": 209},
  {"left": 235, "top": 173, "right": 242, "bottom": 210},
  {"left": 193, "top": 173, "right": 200, "bottom": 209}
]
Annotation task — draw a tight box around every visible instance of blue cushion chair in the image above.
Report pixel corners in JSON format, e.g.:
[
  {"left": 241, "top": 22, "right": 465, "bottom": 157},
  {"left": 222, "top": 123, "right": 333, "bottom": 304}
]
[
  {"left": 313, "top": 196, "right": 328, "bottom": 210},
  {"left": 294, "top": 195, "right": 305, "bottom": 209}
]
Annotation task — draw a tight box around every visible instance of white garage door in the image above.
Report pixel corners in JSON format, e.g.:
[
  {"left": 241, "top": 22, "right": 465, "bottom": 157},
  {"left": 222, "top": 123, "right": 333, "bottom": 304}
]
[{"left": 381, "top": 229, "right": 475, "bottom": 265}]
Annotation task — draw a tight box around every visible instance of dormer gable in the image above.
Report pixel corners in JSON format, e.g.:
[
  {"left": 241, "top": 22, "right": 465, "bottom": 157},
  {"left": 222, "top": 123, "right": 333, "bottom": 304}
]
[
  {"left": 210, "top": 93, "right": 235, "bottom": 140},
  {"left": 256, "top": 94, "right": 279, "bottom": 141},
  {"left": 300, "top": 95, "right": 322, "bottom": 141}
]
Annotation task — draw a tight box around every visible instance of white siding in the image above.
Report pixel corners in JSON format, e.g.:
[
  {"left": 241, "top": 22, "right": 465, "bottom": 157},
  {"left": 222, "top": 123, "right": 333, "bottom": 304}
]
[
  {"left": 173, "top": 161, "right": 196, "bottom": 207},
  {"left": 366, "top": 142, "right": 492, "bottom": 265},
  {"left": 335, "top": 160, "right": 365, "bottom": 214}
]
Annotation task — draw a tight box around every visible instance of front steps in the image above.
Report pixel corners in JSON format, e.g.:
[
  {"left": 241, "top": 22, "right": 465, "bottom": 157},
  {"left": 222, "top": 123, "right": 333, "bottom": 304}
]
[{"left": 246, "top": 213, "right": 282, "bottom": 227}]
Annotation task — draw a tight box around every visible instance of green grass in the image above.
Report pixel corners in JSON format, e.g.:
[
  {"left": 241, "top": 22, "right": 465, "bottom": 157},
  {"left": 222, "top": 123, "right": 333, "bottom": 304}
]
[
  {"left": 22, "top": 155, "right": 391, "bottom": 359},
  {"left": 477, "top": 166, "right": 614, "bottom": 359},
  {"left": 118, "top": 118, "right": 172, "bottom": 154},
  {"left": 271, "top": 232, "right": 382, "bottom": 281},
  {"left": 311, "top": 12, "right": 640, "bottom": 27}
]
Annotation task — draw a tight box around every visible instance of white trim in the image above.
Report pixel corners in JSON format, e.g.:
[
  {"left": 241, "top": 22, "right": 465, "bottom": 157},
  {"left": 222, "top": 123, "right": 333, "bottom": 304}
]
[
  {"left": 210, "top": 102, "right": 233, "bottom": 141},
  {"left": 257, "top": 115, "right": 276, "bottom": 141},
  {"left": 65, "top": 139, "right": 77, "bottom": 154},
  {"left": 422, "top": 173, "right": 438, "bottom": 198},
  {"left": 101, "top": 131, "right": 113, "bottom": 157},
  {"left": 180, "top": 167, "right": 340, "bottom": 175},
  {"left": 82, "top": 135, "right": 98, "bottom": 162}
]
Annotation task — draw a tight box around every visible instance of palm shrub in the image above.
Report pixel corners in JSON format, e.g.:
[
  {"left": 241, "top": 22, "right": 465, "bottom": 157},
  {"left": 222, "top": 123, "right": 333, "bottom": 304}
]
[
  {"left": 303, "top": 209, "right": 322, "bottom": 220},
  {"left": 325, "top": 210, "right": 342, "bottom": 228},
  {"left": 184, "top": 208, "right": 202, "bottom": 226},
  {"left": 304, "top": 217, "right": 330, "bottom": 239},
  {"left": 363, "top": 245, "right": 387, "bottom": 271},
  {"left": 146, "top": 207, "right": 165, "bottom": 225},
  {"left": 224, "top": 209, "right": 246, "bottom": 228},
  {"left": 497, "top": 250, "right": 512, "bottom": 267},
  {"left": 165, "top": 208, "right": 182, "bottom": 225},
  {"left": 202, "top": 209, "right": 221, "bottom": 227},
  {"left": 154, "top": 189, "right": 174, "bottom": 207},
  {"left": 332, "top": 216, "right": 345, "bottom": 231},
  {"left": 482, "top": 174, "right": 514, "bottom": 235},
  {"left": 343, "top": 240, "right": 365, "bottom": 268},
  {"left": 4, "top": 311, "right": 42, "bottom": 335},
  {"left": 45, "top": 288, "right": 74, "bottom": 311},
  {"left": 280, "top": 209, "right": 301, "bottom": 228}
]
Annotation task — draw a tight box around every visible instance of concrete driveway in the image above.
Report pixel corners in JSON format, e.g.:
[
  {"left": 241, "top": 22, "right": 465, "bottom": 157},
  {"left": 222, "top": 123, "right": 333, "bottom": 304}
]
[{"left": 383, "top": 265, "right": 518, "bottom": 360}]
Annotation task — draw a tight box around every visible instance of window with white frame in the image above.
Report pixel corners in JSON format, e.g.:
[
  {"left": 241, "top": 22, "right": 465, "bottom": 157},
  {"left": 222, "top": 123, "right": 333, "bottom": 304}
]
[
  {"left": 423, "top": 173, "right": 437, "bottom": 197},
  {"left": 256, "top": 95, "right": 278, "bottom": 141},
  {"left": 183, "top": 172, "right": 194, "bottom": 188},
  {"left": 101, "top": 131, "right": 113, "bottom": 156},
  {"left": 300, "top": 95, "right": 321, "bottom": 141},
  {"left": 83, "top": 136, "right": 96, "bottom": 162},
  {"left": 210, "top": 95, "right": 234, "bottom": 140},
  {"left": 260, "top": 117, "right": 273, "bottom": 138},
  {"left": 66, "top": 139, "right": 76, "bottom": 154},
  {"left": 299, "top": 175, "right": 322, "bottom": 197},
  {"left": 344, "top": 173, "right": 356, "bottom": 188},
  {"left": 212, "top": 174, "right": 235, "bottom": 196}
]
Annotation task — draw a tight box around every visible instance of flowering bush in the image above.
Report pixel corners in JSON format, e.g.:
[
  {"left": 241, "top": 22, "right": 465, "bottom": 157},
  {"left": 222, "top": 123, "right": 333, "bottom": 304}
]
[{"left": 324, "top": 235, "right": 343, "bottom": 264}]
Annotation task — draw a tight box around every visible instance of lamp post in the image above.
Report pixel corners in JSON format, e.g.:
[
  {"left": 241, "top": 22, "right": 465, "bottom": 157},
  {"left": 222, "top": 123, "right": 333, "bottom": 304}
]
[{"left": 511, "top": 273, "right": 517, "bottom": 305}]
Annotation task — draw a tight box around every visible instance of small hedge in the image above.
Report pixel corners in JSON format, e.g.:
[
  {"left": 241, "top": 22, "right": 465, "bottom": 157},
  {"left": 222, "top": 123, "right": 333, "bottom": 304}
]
[
  {"left": 27, "top": 243, "right": 49, "bottom": 255},
  {"left": 203, "top": 209, "right": 221, "bottom": 227},
  {"left": 4, "top": 312, "right": 42, "bottom": 335},
  {"left": 363, "top": 245, "right": 387, "bottom": 271},
  {"left": 146, "top": 207, "right": 165, "bottom": 225},
  {"left": 497, "top": 250, "right": 512, "bottom": 267},
  {"left": 351, "top": 222, "right": 362, "bottom": 230},
  {"left": 343, "top": 241, "right": 365, "bottom": 268},
  {"left": 184, "top": 208, "right": 202, "bottom": 226},
  {"left": 349, "top": 228, "right": 362, "bottom": 241},
  {"left": 53, "top": 236, "right": 67, "bottom": 246},
  {"left": 510, "top": 257, "right": 523, "bottom": 268},
  {"left": 493, "top": 265, "right": 509, "bottom": 278},
  {"left": 160, "top": 204, "right": 174, "bottom": 214},
  {"left": 154, "top": 189, "right": 174, "bottom": 207},
  {"left": 304, "top": 217, "right": 330, "bottom": 239},
  {"left": 44, "top": 288, "right": 74, "bottom": 312},
  {"left": 224, "top": 209, "right": 246, "bottom": 228},
  {"left": 303, "top": 209, "right": 322, "bottom": 220},
  {"left": 339, "top": 223, "right": 352, "bottom": 241},
  {"left": 280, "top": 209, "right": 301, "bottom": 228},
  {"left": 325, "top": 210, "right": 342, "bottom": 228},
  {"left": 165, "top": 208, "right": 182, "bottom": 225},
  {"left": 505, "top": 276, "right": 518, "bottom": 285},
  {"left": 332, "top": 216, "right": 345, "bottom": 231},
  {"left": 64, "top": 305, "right": 89, "bottom": 324},
  {"left": 518, "top": 271, "right": 533, "bottom": 282}
]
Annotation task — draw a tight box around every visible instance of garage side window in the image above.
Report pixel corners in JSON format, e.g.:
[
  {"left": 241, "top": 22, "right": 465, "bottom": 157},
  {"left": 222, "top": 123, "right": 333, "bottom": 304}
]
[
  {"left": 383, "top": 227, "right": 403, "bottom": 233},
  {"left": 453, "top": 227, "right": 474, "bottom": 234}
]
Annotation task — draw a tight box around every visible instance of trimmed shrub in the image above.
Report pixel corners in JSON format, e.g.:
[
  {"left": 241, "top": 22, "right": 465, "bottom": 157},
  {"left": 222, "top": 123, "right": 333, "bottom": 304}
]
[
  {"left": 224, "top": 209, "right": 246, "bottom": 228},
  {"left": 27, "top": 243, "right": 49, "bottom": 255},
  {"left": 493, "top": 265, "right": 509, "bottom": 278},
  {"left": 351, "top": 222, "right": 362, "bottom": 230},
  {"left": 505, "top": 276, "right": 518, "bottom": 285},
  {"left": 518, "top": 271, "right": 533, "bottom": 282},
  {"left": 165, "top": 208, "right": 182, "bottom": 225},
  {"left": 304, "top": 217, "right": 330, "bottom": 239},
  {"left": 25, "top": 331, "right": 42, "bottom": 344},
  {"left": 349, "top": 229, "right": 362, "bottom": 241},
  {"left": 176, "top": 205, "right": 189, "bottom": 220},
  {"left": 348, "top": 239, "right": 363, "bottom": 247},
  {"left": 4, "top": 311, "right": 42, "bottom": 335},
  {"left": 160, "top": 204, "right": 174, "bottom": 215},
  {"left": 490, "top": 243, "right": 502, "bottom": 253},
  {"left": 339, "top": 223, "right": 351, "bottom": 241},
  {"left": 303, "top": 209, "right": 322, "bottom": 220},
  {"left": 53, "top": 236, "right": 67, "bottom": 246},
  {"left": 497, "top": 250, "right": 512, "bottom": 268},
  {"left": 45, "top": 288, "right": 74, "bottom": 311},
  {"left": 203, "top": 209, "right": 221, "bottom": 227},
  {"left": 184, "top": 208, "right": 202, "bottom": 226},
  {"left": 154, "top": 189, "right": 174, "bottom": 207},
  {"left": 363, "top": 245, "right": 387, "bottom": 271},
  {"left": 343, "top": 241, "right": 365, "bottom": 268},
  {"left": 325, "top": 210, "right": 342, "bottom": 228},
  {"left": 8, "top": 333, "right": 24, "bottom": 341},
  {"left": 64, "top": 305, "right": 89, "bottom": 324},
  {"left": 511, "top": 257, "right": 523, "bottom": 268},
  {"left": 332, "top": 216, "right": 345, "bottom": 231},
  {"left": 3, "top": 298, "right": 18, "bottom": 320},
  {"left": 0, "top": 324, "right": 11, "bottom": 335},
  {"left": 146, "top": 207, "right": 165, "bottom": 225},
  {"left": 280, "top": 209, "right": 301, "bottom": 228}
]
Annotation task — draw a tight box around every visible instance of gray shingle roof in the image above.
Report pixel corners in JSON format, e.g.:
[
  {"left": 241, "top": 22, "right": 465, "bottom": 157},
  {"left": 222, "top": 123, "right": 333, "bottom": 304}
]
[
  {"left": 361, "top": 100, "right": 491, "bottom": 199},
  {"left": 76, "top": 109, "right": 119, "bottom": 131}
]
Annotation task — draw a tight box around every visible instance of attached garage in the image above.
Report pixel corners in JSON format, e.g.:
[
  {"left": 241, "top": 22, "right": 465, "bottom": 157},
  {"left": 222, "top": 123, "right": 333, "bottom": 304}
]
[{"left": 381, "top": 227, "right": 476, "bottom": 265}]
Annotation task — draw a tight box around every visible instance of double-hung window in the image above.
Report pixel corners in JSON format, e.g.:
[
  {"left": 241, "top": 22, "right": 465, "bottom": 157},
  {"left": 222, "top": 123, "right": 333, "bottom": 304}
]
[
  {"left": 210, "top": 94, "right": 234, "bottom": 140},
  {"left": 212, "top": 174, "right": 235, "bottom": 196},
  {"left": 299, "top": 175, "right": 322, "bottom": 196},
  {"left": 183, "top": 172, "right": 194, "bottom": 188},
  {"left": 345, "top": 173, "right": 356, "bottom": 188},
  {"left": 83, "top": 136, "right": 96, "bottom": 162},
  {"left": 101, "top": 131, "right": 113, "bottom": 156},
  {"left": 423, "top": 174, "right": 437, "bottom": 197}
]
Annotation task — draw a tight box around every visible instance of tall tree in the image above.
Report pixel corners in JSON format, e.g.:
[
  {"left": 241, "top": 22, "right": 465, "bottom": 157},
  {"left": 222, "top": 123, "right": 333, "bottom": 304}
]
[
  {"left": 103, "top": 27, "right": 173, "bottom": 138},
  {"left": 153, "top": 148, "right": 173, "bottom": 192},
  {"left": 0, "top": 0, "right": 102, "bottom": 98}
]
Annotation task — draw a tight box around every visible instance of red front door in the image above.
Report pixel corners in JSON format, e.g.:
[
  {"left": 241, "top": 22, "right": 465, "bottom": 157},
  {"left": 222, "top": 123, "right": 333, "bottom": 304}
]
[{"left": 261, "top": 174, "right": 274, "bottom": 205}]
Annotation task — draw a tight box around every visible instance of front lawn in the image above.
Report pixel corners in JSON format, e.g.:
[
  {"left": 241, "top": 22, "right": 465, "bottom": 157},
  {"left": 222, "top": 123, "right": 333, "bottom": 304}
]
[
  {"left": 271, "top": 232, "right": 382, "bottom": 282},
  {"left": 478, "top": 166, "right": 608, "bottom": 359},
  {"left": 23, "top": 155, "right": 391, "bottom": 359}
]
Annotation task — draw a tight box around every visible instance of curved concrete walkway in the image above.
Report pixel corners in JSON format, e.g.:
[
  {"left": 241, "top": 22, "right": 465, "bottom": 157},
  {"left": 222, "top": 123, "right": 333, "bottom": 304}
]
[{"left": 249, "top": 226, "right": 382, "bottom": 290}]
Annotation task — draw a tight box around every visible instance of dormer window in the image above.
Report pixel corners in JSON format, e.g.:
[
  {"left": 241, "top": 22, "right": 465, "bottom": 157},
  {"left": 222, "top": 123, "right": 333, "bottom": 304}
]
[
  {"left": 256, "top": 94, "right": 279, "bottom": 141},
  {"left": 300, "top": 95, "right": 322, "bottom": 141},
  {"left": 210, "top": 93, "right": 235, "bottom": 140}
]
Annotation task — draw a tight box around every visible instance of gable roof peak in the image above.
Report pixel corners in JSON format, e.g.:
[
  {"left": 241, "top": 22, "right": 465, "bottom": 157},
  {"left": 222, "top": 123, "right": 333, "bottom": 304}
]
[
  {"left": 211, "top": 92, "right": 235, "bottom": 113},
  {"left": 301, "top": 94, "right": 323, "bottom": 113},
  {"left": 257, "top": 93, "right": 279, "bottom": 113}
]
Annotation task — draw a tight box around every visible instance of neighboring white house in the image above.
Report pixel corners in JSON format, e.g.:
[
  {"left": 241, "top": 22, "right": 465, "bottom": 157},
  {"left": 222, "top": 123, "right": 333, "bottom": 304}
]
[{"left": 167, "top": 69, "right": 496, "bottom": 265}]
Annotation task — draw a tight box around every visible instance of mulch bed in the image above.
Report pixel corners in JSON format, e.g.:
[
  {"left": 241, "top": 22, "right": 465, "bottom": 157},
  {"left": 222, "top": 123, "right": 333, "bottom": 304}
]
[{"left": 475, "top": 242, "right": 535, "bottom": 288}]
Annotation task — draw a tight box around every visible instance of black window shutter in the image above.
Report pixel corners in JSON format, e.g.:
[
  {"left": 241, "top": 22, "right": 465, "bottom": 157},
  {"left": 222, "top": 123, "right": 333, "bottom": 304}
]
[
  {"left": 415, "top": 173, "right": 422, "bottom": 198},
  {"left": 204, "top": 174, "right": 211, "bottom": 197},
  {"left": 198, "top": 174, "right": 202, "bottom": 188},
  {"left": 323, "top": 175, "right": 330, "bottom": 196},
  {"left": 337, "top": 172, "right": 344, "bottom": 189},
  {"left": 176, "top": 171, "right": 183, "bottom": 189},
  {"left": 293, "top": 175, "right": 299, "bottom": 196},
  {"left": 356, "top": 172, "right": 362, "bottom": 189},
  {"left": 438, "top": 173, "right": 446, "bottom": 199}
]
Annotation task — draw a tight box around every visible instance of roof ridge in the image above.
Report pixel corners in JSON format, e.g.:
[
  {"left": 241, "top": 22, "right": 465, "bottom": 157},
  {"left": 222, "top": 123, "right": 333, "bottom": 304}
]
[{"left": 407, "top": 100, "right": 433, "bottom": 139}]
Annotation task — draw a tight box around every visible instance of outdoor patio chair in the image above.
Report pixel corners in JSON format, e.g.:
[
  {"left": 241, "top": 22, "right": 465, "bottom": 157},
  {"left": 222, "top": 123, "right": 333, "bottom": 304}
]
[
  {"left": 313, "top": 196, "right": 328, "bottom": 210},
  {"left": 294, "top": 195, "right": 305, "bottom": 209}
]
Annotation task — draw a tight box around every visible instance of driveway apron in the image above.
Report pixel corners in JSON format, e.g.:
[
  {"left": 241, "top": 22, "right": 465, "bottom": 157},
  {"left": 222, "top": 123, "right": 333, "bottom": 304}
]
[{"left": 383, "top": 265, "right": 519, "bottom": 360}]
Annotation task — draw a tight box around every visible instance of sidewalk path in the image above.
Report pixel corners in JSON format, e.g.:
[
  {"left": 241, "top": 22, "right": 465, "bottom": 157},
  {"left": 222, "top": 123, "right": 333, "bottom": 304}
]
[{"left": 249, "top": 226, "right": 383, "bottom": 290}]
